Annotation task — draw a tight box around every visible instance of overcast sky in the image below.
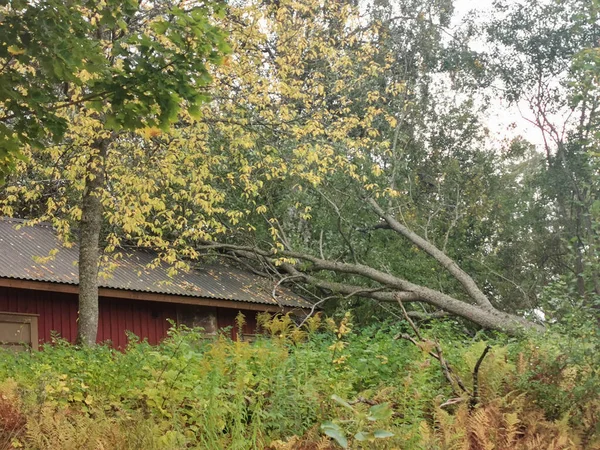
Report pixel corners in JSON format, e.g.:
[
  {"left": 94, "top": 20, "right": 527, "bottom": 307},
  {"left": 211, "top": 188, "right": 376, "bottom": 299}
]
[{"left": 451, "top": 0, "right": 549, "bottom": 150}]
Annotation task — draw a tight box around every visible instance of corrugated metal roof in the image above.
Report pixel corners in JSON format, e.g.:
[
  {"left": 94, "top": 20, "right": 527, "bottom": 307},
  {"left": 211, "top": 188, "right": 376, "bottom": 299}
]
[{"left": 0, "top": 218, "right": 311, "bottom": 309}]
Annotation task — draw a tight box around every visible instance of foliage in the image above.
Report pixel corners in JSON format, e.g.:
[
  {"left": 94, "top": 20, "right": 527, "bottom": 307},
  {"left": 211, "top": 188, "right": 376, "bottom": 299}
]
[
  {"left": 0, "top": 314, "right": 597, "bottom": 449},
  {"left": 320, "top": 397, "right": 395, "bottom": 449},
  {"left": 0, "top": 0, "right": 598, "bottom": 445},
  {"left": 480, "top": 0, "right": 600, "bottom": 309},
  {"left": 0, "top": 0, "right": 229, "bottom": 181},
  {"left": 0, "top": 0, "right": 548, "bottom": 335},
  {"left": 1, "top": 0, "right": 231, "bottom": 344}
]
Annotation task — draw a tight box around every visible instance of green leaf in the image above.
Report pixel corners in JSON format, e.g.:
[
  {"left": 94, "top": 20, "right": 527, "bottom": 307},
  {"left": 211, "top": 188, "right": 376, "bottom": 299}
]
[
  {"left": 152, "top": 21, "right": 169, "bottom": 35},
  {"left": 104, "top": 114, "right": 121, "bottom": 131},
  {"left": 373, "top": 430, "right": 395, "bottom": 439},
  {"left": 354, "top": 432, "right": 373, "bottom": 441},
  {"left": 331, "top": 394, "right": 354, "bottom": 411},
  {"left": 368, "top": 403, "right": 393, "bottom": 421},
  {"left": 321, "top": 422, "right": 348, "bottom": 449},
  {"left": 188, "top": 103, "right": 202, "bottom": 119}
]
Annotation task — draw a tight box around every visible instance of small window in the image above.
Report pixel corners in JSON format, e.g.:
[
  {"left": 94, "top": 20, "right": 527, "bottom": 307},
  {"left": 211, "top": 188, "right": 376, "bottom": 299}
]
[{"left": 0, "top": 312, "right": 39, "bottom": 351}]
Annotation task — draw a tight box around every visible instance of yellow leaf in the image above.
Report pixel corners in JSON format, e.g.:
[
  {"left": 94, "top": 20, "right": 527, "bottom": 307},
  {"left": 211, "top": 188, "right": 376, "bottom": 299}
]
[
  {"left": 141, "top": 127, "right": 162, "bottom": 138},
  {"left": 7, "top": 45, "right": 25, "bottom": 55}
]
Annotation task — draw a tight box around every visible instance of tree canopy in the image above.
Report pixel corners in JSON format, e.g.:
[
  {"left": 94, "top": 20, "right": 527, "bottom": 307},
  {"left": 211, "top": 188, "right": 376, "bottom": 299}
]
[{"left": 0, "top": 0, "right": 229, "bottom": 180}]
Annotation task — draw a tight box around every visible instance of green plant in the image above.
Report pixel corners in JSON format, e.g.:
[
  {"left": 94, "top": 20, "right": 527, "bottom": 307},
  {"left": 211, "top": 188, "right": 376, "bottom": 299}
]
[
  {"left": 321, "top": 395, "right": 394, "bottom": 449},
  {"left": 0, "top": 316, "right": 596, "bottom": 449}
]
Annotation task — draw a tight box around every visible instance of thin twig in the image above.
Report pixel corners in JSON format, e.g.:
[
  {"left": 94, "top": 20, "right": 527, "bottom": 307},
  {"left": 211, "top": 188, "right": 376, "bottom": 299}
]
[
  {"left": 271, "top": 275, "right": 305, "bottom": 306},
  {"left": 439, "top": 397, "right": 465, "bottom": 409},
  {"left": 396, "top": 296, "right": 423, "bottom": 341},
  {"left": 297, "top": 296, "right": 331, "bottom": 328},
  {"left": 314, "top": 187, "right": 358, "bottom": 264},
  {"left": 298, "top": 287, "right": 384, "bottom": 328},
  {"left": 319, "top": 229, "right": 325, "bottom": 260},
  {"left": 395, "top": 297, "right": 469, "bottom": 396},
  {"left": 467, "top": 256, "right": 529, "bottom": 304},
  {"left": 435, "top": 342, "right": 469, "bottom": 395}
]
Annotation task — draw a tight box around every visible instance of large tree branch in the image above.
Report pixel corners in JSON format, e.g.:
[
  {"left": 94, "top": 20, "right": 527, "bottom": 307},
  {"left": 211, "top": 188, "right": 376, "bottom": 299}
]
[
  {"left": 196, "top": 241, "right": 542, "bottom": 334},
  {"left": 366, "top": 198, "right": 495, "bottom": 311},
  {"left": 0, "top": 91, "right": 109, "bottom": 123}
]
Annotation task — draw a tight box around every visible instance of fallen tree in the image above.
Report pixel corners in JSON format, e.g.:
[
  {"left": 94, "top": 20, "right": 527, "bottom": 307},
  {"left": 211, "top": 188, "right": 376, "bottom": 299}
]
[
  {"left": 1, "top": 0, "right": 557, "bottom": 340},
  {"left": 196, "top": 195, "right": 544, "bottom": 335}
]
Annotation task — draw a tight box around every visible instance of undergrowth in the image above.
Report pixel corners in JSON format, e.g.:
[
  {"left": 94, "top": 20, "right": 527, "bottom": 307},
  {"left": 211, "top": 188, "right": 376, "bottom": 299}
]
[{"left": 0, "top": 313, "right": 597, "bottom": 449}]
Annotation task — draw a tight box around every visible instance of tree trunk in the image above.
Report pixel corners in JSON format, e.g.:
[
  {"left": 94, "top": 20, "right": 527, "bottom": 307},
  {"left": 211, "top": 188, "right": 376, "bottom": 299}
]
[{"left": 76, "top": 139, "right": 108, "bottom": 346}]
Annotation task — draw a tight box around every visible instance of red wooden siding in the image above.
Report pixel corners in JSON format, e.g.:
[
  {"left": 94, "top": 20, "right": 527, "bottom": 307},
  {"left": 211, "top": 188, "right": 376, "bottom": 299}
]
[
  {"left": 97, "top": 297, "right": 176, "bottom": 347},
  {"left": 0, "top": 286, "right": 260, "bottom": 347},
  {"left": 0, "top": 286, "right": 78, "bottom": 343}
]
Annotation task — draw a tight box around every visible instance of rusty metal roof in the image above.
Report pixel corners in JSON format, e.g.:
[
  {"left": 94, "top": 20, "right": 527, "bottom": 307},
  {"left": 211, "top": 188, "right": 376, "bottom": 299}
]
[{"left": 0, "top": 218, "right": 311, "bottom": 309}]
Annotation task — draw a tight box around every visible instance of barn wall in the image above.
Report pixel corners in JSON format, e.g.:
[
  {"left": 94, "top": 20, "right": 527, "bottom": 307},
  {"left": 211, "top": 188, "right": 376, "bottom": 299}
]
[
  {"left": 98, "top": 297, "right": 176, "bottom": 348},
  {"left": 0, "top": 286, "right": 79, "bottom": 343},
  {"left": 0, "top": 285, "right": 260, "bottom": 348}
]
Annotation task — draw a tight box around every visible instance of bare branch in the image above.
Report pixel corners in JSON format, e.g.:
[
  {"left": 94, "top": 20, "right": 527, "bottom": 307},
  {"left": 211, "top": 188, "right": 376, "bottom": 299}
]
[
  {"left": 397, "top": 296, "right": 423, "bottom": 341},
  {"left": 314, "top": 187, "right": 358, "bottom": 264},
  {"left": 195, "top": 241, "right": 542, "bottom": 334},
  {"left": 319, "top": 229, "right": 325, "bottom": 260},
  {"left": 272, "top": 275, "right": 305, "bottom": 306},
  {"left": 470, "top": 345, "right": 492, "bottom": 410},
  {"left": 439, "top": 397, "right": 465, "bottom": 409},
  {"left": 396, "top": 298, "right": 469, "bottom": 396},
  {"left": 297, "top": 286, "right": 376, "bottom": 328}
]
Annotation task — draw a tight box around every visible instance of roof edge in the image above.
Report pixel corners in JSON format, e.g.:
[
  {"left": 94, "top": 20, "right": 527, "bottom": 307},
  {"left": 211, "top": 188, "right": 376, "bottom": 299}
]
[{"left": 0, "top": 278, "right": 311, "bottom": 311}]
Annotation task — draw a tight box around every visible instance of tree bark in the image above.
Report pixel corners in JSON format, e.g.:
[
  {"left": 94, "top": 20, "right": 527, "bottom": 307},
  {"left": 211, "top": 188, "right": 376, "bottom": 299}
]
[{"left": 76, "top": 139, "right": 108, "bottom": 346}]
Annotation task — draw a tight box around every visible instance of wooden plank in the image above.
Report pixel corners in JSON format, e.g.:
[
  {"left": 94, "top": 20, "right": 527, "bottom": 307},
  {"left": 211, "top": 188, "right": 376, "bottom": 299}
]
[
  {"left": 0, "top": 278, "right": 79, "bottom": 294},
  {"left": 0, "top": 287, "right": 7, "bottom": 310},
  {"left": 69, "top": 292, "right": 77, "bottom": 342},
  {"left": 110, "top": 298, "right": 119, "bottom": 347},
  {"left": 0, "top": 311, "right": 39, "bottom": 318},
  {"left": 30, "top": 316, "right": 39, "bottom": 351},
  {"left": 148, "top": 307, "right": 157, "bottom": 345},
  {"left": 141, "top": 307, "right": 149, "bottom": 339}
]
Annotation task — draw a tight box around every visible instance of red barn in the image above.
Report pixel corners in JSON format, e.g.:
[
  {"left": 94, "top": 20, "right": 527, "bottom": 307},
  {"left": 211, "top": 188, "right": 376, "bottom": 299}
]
[{"left": 0, "top": 218, "right": 310, "bottom": 350}]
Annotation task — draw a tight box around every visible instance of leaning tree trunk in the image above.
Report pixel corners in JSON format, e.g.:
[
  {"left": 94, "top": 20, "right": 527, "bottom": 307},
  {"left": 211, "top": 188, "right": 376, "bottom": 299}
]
[
  {"left": 197, "top": 195, "right": 549, "bottom": 335},
  {"left": 76, "top": 139, "right": 108, "bottom": 346}
]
